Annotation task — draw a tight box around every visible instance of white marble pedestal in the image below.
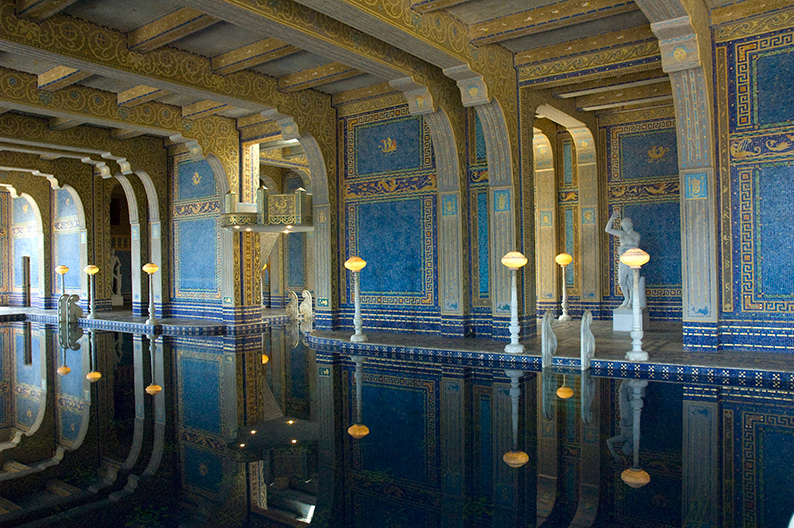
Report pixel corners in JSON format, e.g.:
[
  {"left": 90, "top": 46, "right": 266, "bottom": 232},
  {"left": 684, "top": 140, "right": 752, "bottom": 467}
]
[
  {"left": 612, "top": 307, "right": 649, "bottom": 332},
  {"left": 111, "top": 294, "right": 124, "bottom": 307}
]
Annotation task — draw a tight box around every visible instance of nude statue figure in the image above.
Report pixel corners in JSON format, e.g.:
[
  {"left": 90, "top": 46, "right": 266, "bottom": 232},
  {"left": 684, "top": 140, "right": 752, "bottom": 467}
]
[{"left": 605, "top": 210, "right": 641, "bottom": 309}]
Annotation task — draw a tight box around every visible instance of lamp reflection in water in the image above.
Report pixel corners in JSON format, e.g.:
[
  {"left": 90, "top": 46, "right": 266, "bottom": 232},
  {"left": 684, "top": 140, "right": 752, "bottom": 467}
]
[
  {"left": 84, "top": 265, "right": 99, "bottom": 319},
  {"left": 607, "top": 379, "right": 650, "bottom": 488},
  {"left": 619, "top": 248, "right": 650, "bottom": 361},
  {"left": 501, "top": 251, "right": 528, "bottom": 354},
  {"left": 344, "top": 257, "right": 367, "bottom": 343},
  {"left": 503, "top": 370, "right": 529, "bottom": 468},
  {"left": 145, "top": 335, "right": 162, "bottom": 395},
  {"left": 142, "top": 263, "right": 159, "bottom": 326},
  {"left": 555, "top": 253, "right": 573, "bottom": 321},
  {"left": 86, "top": 329, "right": 101, "bottom": 382},
  {"left": 347, "top": 355, "right": 369, "bottom": 439},
  {"left": 556, "top": 374, "right": 574, "bottom": 400}
]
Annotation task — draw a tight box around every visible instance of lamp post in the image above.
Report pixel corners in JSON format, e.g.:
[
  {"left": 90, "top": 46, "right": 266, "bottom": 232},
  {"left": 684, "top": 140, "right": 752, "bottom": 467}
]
[
  {"left": 619, "top": 248, "right": 650, "bottom": 362},
  {"left": 555, "top": 253, "right": 573, "bottom": 321},
  {"left": 344, "top": 257, "right": 367, "bottom": 343},
  {"left": 142, "top": 263, "right": 159, "bottom": 326},
  {"left": 501, "top": 251, "right": 528, "bottom": 354},
  {"left": 84, "top": 265, "right": 99, "bottom": 319},
  {"left": 55, "top": 265, "right": 69, "bottom": 296}
]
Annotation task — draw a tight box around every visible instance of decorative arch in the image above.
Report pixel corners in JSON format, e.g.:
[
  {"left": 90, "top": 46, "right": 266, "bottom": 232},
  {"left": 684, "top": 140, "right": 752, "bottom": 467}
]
[
  {"left": 14, "top": 192, "right": 45, "bottom": 307},
  {"left": 51, "top": 184, "right": 89, "bottom": 305},
  {"left": 535, "top": 104, "right": 601, "bottom": 309},
  {"left": 131, "top": 169, "right": 165, "bottom": 318},
  {"left": 532, "top": 129, "right": 558, "bottom": 310},
  {"left": 111, "top": 174, "right": 144, "bottom": 315}
]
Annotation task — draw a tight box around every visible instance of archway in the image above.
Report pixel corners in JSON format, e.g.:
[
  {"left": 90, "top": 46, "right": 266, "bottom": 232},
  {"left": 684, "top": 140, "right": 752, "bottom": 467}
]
[
  {"left": 108, "top": 182, "right": 132, "bottom": 310},
  {"left": 51, "top": 185, "right": 88, "bottom": 307}
]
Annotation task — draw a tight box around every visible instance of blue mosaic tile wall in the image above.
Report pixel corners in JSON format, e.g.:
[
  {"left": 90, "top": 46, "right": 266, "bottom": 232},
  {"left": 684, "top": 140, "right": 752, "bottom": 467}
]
[
  {"left": 558, "top": 134, "right": 578, "bottom": 296},
  {"left": 53, "top": 189, "right": 81, "bottom": 293},
  {"left": 340, "top": 105, "right": 439, "bottom": 333},
  {"left": 715, "top": 24, "right": 794, "bottom": 351},
  {"left": 285, "top": 173, "right": 306, "bottom": 291},
  {"left": 169, "top": 155, "right": 222, "bottom": 319},
  {"left": 601, "top": 118, "right": 682, "bottom": 319}
]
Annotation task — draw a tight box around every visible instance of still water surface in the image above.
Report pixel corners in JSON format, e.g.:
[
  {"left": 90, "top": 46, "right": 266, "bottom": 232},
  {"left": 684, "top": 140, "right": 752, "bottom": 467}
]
[{"left": 0, "top": 321, "right": 788, "bottom": 527}]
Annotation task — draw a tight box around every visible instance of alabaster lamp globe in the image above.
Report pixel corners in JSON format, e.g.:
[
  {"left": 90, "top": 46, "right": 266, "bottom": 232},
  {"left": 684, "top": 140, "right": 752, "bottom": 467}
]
[
  {"left": 556, "top": 385, "right": 574, "bottom": 399},
  {"left": 86, "top": 371, "right": 102, "bottom": 383},
  {"left": 620, "top": 248, "right": 650, "bottom": 268},
  {"left": 347, "top": 424, "right": 369, "bottom": 439},
  {"left": 55, "top": 265, "right": 69, "bottom": 275},
  {"left": 142, "top": 263, "right": 159, "bottom": 275},
  {"left": 555, "top": 252, "right": 573, "bottom": 267},
  {"left": 57, "top": 365, "right": 71, "bottom": 376},
  {"left": 621, "top": 467, "right": 651, "bottom": 488},
  {"left": 344, "top": 256, "right": 367, "bottom": 272},
  {"left": 503, "top": 450, "right": 530, "bottom": 468},
  {"left": 145, "top": 383, "right": 162, "bottom": 395},
  {"left": 84, "top": 265, "right": 99, "bottom": 275},
  {"left": 501, "top": 251, "right": 528, "bottom": 269}
]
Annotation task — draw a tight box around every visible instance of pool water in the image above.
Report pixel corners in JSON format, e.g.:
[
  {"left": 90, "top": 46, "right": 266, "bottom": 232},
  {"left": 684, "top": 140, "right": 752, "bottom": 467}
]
[{"left": 0, "top": 321, "right": 790, "bottom": 527}]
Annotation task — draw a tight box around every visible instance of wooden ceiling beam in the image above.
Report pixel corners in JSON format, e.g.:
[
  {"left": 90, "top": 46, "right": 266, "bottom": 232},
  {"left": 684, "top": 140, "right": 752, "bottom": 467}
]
[
  {"left": 554, "top": 70, "right": 668, "bottom": 99},
  {"left": 38, "top": 66, "right": 91, "bottom": 91},
  {"left": 16, "top": 0, "right": 79, "bottom": 22},
  {"left": 117, "top": 85, "right": 170, "bottom": 107},
  {"left": 211, "top": 38, "right": 300, "bottom": 75},
  {"left": 278, "top": 62, "right": 360, "bottom": 93},
  {"left": 128, "top": 7, "right": 218, "bottom": 53},
  {"left": 49, "top": 116, "right": 84, "bottom": 130},
  {"left": 181, "top": 100, "right": 231, "bottom": 119},
  {"left": 470, "top": 0, "right": 638, "bottom": 47},
  {"left": 576, "top": 82, "right": 672, "bottom": 111},
  {"left": 410, "top": 0, "right": 472, "bottom": 14}
]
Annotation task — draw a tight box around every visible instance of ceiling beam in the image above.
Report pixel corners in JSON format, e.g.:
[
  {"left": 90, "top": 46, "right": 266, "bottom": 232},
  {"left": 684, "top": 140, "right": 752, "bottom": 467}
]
[
  {"left": 111, "top": 128, "right": 145, "bottom": 140},
  {"left": 278, "top": 62, "right": 361, "bottom": 93},
  {"left": 576, "top": 83, "right": 673, "bottom": 111},
  {"left": 410, "top": 0, "right": 471, "bottom": 14},
  {"left": 182, "top": 100, "right": 232, "bottom": 119},
  {"left": 117, "top": 85, "right": 171, "bottom": 107},
  {"left": 211, "top": 38, "right": 300, "bottom": 75},
  {"left": 15, "top": 0, "right": 79, "bottom": 22},
  {"left": 553, "top": 70, "right": 668, "bottom": 99},
  {"left": 38, "top": 66, "right": 91, "bottom": 91},
  {"left": 128, "top": 7, "right": 219, "bottom": 53},
  {"left": 470, "top": 0, "right": 638, "bottom": 47},
  {"left": 0, "top": 107, "right": 8, "bottom": 115},
  {"left": 49, "top": 116, "right": 83, "bottom": 130},
  {"left": 331, "top": 81, "right": 399, "bottom": 107}
]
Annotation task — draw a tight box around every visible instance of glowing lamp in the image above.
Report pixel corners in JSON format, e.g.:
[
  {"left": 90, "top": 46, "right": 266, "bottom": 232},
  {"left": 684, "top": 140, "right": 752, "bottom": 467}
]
[
  {"left": 554, "top": 253, "right": 573, "bottom": 266},
  {"left": 619, "top": 248, "right": 650, "bottom": 268},
  {"left": 344, "top": 256, "right": 367, "bottom": 272},
  {"left": 145, "top": 384, "right": 162, "bottom": 395},
  {"left": 55, "top": 265, "right": 69, "bottom": 275},
  {"left": 84, "top": 265, "right": 99, "bottom": 275},
  {"left": 142, "top": 263, "right": 159, "bottom": 275},
  {"left": 57, "top": 365, "right": 71, "bottom": 376},
  {"left": 347, "top": 424, "right": 370, "bottom": 439},
  {"left": 500, "top": 251, "right": 528, "bottom": 269},
  {"left": 621, "top": 467, "right": 651, "bottom": 488},
  {"left": 503, "top": 450, "right": 530, "bottom": 468},
  {"left": 86, "top": 371, "right": 102, "bottom": 383},
  {"left": 261, "top": 354, "right": 269, "bottom": 365}
]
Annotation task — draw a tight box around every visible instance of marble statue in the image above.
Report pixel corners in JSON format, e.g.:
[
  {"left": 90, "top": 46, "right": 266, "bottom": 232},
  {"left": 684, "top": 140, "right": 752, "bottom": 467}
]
[
  {"left": 605, "top": 210, "right": 641, "bottom": 309},
  {"left": 541, "top": 311, "right": 557, "bottom": 369},
  {"left": 580, "top": 309, "right": 595, "bottom": 371},
  {"left": 286, "top": 291, "right": 300, "bottom": 320},
  {"left": 110, "top": 249, "right": 124, "bottom": 307},
  {"left": 298, "top": 290, "right": 313, "bottom": 321}
]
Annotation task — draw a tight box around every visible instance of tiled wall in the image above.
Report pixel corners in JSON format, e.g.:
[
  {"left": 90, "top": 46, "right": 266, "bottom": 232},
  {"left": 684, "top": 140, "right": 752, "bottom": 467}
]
[
  {"left": 715, "top": 19, "right": 794, "bottom": 351},
  {"left": 52, "top": 189, "right": 81, "bottom": 296},
  {"left": 468, "top": 111, "right": 491, "bottom": 336},
  {"left": 169, "top": 154, "right": 222, "bottom": 320},
  {"left": 600, "top": 118, "right": 682, "bottom": 319},
  {"left": 339, "top": 105, "right": 439, "bottom": 333},
  {"left": 10, "top": 195, "right": 41, "bottom": 306}
]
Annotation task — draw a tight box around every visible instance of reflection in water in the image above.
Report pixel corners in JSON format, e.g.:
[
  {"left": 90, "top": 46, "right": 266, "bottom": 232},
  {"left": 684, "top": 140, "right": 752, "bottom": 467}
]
[{"left": 0, "top": 323, "right": 790, "bottom": 526}]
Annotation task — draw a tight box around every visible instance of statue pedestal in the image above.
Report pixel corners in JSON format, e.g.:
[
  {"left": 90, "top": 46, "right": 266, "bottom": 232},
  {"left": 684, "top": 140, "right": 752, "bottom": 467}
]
[
  {"left": 612, "top": 307, "right": 649, "bottom": 332},
  {"left": 111, "top": 294, "right": 124, "bottom": 306}
]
